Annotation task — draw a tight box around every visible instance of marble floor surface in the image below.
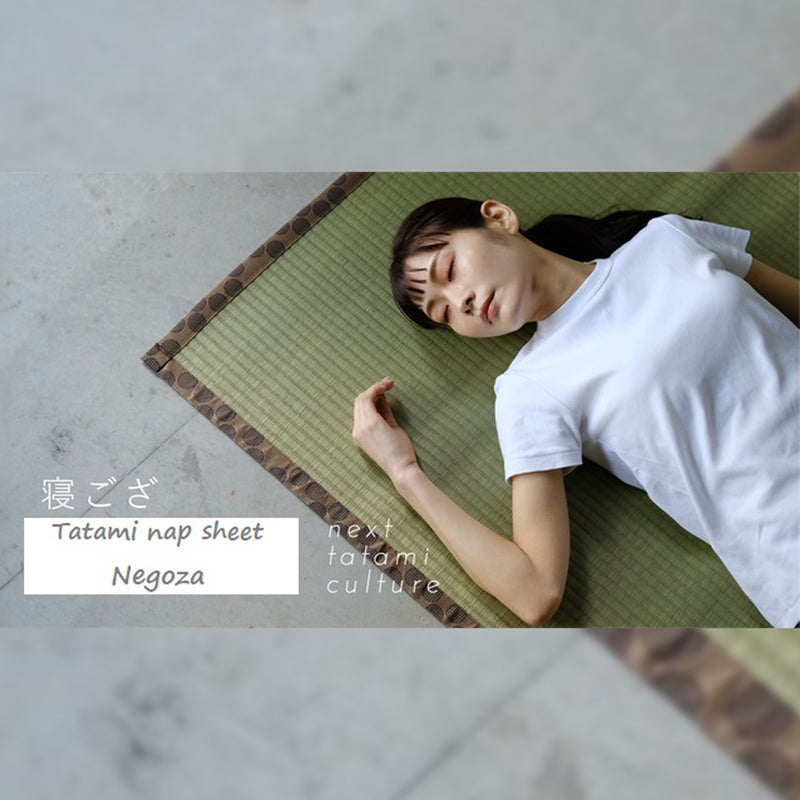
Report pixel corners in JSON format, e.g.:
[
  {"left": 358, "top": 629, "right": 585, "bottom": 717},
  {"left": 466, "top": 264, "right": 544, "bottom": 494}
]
[{"left": 0, "top": 629, "right": 778, "bottom": 800}]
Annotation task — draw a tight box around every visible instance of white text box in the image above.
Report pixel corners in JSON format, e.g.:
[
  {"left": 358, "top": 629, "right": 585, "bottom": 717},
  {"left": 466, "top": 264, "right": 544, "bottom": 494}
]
[{"left": 24, "top": 517, "right": 299, "bottom": 595}]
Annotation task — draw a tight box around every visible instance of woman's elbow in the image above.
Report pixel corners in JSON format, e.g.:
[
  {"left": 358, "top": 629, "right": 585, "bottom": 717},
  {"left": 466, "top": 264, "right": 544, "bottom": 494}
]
[{"left": 520, "top": 590, "right": 563, "bottom": 627}]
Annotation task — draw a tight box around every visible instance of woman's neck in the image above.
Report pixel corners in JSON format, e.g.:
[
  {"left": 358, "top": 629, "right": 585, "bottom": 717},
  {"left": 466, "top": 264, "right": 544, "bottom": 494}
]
[{"left": 526, "top": 241, "right": 595, "bottom": 322}]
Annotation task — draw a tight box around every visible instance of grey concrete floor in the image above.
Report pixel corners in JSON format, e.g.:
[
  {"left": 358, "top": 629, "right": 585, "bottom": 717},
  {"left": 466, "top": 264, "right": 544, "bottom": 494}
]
[
  {"left": 0, "top": 629, "right": 778, "bottom": 800},
  {"left": 1, "top": 172, "right": 439, "bottom": 627},
  {"left": 2, "top": 1, "right": 800, "bottom": 171}
]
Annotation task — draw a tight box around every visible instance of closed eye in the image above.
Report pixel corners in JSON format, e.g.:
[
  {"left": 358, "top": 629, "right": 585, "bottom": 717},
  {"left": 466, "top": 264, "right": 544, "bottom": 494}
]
[{"left": 441, "top": 254, "right": 454, "bottom": 324}]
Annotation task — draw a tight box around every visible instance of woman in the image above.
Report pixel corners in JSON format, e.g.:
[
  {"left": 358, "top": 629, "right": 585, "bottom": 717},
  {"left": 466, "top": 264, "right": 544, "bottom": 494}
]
[{"left": 351, "top": 198, "right": 800, "bottom": 627}]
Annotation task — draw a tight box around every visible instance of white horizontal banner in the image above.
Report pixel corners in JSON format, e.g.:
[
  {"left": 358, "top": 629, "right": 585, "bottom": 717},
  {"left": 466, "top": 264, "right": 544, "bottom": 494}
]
[{"left": 24, "top": 517, "right": 299, "bottom": 595}]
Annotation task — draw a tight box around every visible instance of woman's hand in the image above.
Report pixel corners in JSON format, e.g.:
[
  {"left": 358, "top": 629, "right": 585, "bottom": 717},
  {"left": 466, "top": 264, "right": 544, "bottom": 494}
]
[{"left": 352, "top": 377, "right": 419, "bottom": 485}]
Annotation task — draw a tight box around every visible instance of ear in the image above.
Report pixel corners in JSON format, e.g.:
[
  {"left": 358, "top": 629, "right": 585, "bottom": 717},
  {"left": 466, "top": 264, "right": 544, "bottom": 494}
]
[{"left": 480, "top": 200, "right": 520, "bottom": 234}]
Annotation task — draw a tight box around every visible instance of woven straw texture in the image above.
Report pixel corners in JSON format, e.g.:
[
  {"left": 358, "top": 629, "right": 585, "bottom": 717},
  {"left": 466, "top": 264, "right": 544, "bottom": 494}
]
[{"left": 170, "top": 172, "right": 798, "bottom": 627}]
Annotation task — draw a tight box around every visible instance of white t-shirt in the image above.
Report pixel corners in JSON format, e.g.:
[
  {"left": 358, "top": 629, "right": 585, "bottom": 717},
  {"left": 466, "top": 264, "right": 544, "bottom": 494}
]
[{"left": 494, "top": 214, "right": 800, "bottom": 627}]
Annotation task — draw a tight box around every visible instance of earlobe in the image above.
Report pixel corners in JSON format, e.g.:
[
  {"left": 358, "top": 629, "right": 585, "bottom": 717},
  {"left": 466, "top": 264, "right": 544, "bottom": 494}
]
[{"left": 480, "top": 200, "right": 519, "bottom": 234}]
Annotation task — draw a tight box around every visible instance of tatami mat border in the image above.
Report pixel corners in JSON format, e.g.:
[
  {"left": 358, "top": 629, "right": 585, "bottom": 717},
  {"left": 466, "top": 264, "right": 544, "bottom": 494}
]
[
  {"left": 710, "top": 85, "right": 800, "bottom": 171},
  {"left": 155, "top": 356, "right": 481, "bottom": 628},
  {"left": 142, "top": 172, "right": 373, "bottom": 373},
  {"left": 593, "top": 629, "right": 800, "bottom": 799}
]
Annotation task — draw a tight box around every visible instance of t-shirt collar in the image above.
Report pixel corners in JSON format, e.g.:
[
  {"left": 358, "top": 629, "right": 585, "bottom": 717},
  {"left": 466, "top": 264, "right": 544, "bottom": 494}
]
[{"left": 536, "top": 256, "right": 613, "bottom": 337}]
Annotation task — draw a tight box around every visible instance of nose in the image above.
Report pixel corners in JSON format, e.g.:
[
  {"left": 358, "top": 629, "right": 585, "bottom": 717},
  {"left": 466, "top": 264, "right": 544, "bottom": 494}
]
[
  {"left": 431, "top": 279, "right": 475, "bottom": 321},
  {"left": 446, "top": 285, "right": 475, "bottom": 316}
]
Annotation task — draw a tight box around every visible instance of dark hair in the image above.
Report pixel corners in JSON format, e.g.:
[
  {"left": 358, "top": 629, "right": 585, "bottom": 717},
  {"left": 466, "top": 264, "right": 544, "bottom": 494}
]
[{"left": 390, "top": 197, "right": 668, "bottom": 329}]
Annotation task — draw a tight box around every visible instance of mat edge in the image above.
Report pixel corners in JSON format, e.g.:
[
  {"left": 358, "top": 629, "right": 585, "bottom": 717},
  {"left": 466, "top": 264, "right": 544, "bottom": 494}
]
[
  {"left": 592, "top": 628, "right": 800, "bottom": 799},
  {"left": 141, "top": 172, "right": 374, "bottom": 373}
]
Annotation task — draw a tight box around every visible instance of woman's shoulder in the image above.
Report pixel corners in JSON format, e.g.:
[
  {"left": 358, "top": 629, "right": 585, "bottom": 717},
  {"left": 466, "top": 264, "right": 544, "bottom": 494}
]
[
  {"left": 634, "top": 213, "right": 753, "bottom": 276},
  {"left": 493, "top": 367, "right": 565, "bottom": 409},
  {"left": 637, "top": 212, "right": 748, "bottom": 247},
  {"left": 618, "top": 212, "right": 681, "bottom": 246},
  {"left": 605, "top": 213, "right": 734, "bottom": 265}
]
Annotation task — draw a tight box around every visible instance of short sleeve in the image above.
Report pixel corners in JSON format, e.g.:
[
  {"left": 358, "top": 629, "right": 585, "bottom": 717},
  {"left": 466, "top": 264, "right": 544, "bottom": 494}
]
[
  {"left": 655, "top": 214, "right": 753, "bottom": 278},
  {"left": 494, "top": 373, "right": 582, "bottom": 484}
]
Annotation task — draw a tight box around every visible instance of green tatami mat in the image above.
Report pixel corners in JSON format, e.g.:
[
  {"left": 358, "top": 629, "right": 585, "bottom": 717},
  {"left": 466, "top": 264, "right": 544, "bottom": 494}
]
[
  {"left": 145, "top": 172, "right": 798, "bottom": 627},
  {"left": 707, "top": 629, "right": 800, "bottom": 712}
]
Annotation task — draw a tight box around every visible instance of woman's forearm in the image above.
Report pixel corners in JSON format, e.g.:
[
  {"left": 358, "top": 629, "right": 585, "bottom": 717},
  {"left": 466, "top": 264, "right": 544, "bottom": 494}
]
[
  {"left": 746, "top": 257, "right": 800, "bottom": 326},
  {"left": 392, "top": 464, "right": 560, "bottom": 625}
]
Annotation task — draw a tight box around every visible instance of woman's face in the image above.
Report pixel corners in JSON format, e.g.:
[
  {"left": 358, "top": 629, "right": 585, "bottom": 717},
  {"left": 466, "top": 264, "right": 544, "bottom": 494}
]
[{"left": 404, "top": 206, "right": 542, "bottom": 338}]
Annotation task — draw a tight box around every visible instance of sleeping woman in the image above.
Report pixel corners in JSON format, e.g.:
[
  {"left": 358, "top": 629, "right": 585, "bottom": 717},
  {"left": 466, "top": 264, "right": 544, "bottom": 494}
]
[{"left": 351, "top": 198, "right": 800, "bottom": 627}]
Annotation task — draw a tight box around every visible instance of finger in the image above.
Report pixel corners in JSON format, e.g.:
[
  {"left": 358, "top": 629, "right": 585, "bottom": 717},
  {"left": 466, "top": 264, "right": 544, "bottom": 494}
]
[
  {"left": 355, "top": 377, "right": 393, "bottom": 414},
  {"left": 356, "top": 376, "right": 394, "bottom": 413},
  {"left": 361, "top": 376, "right": 394, "bottom": 403},
  {"left": 375, "top": 395, "right": 398, "bottom": 426}
]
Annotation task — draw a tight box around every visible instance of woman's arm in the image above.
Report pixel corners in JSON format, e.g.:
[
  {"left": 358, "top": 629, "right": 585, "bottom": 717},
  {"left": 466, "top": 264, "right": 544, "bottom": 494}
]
[
  {"left": 745, "top": 256, "right": 799, "bottom": 326},
  {"left": 394, "top": 466, "right": 570, "bottom": 625},
  {"left": 352, "top": 378, "right": 570, "bottom": 625}
]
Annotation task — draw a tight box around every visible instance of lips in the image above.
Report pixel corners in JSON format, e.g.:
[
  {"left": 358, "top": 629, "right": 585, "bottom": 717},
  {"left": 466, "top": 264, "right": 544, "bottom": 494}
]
[{"left": 480, "top": 291, "right": 495, "bottom": 324}]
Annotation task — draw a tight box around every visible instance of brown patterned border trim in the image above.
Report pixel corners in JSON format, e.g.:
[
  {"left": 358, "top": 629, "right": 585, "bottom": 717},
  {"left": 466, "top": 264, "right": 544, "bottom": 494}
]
[
  {"left": 142, "top": 172, "right": 373, "bottom": 373},
  {"left": 709, "top": 86, "right": 800, "bottom": 172},
  {"left": 592, "top": 629, "right": 800, "bottom": 799}
]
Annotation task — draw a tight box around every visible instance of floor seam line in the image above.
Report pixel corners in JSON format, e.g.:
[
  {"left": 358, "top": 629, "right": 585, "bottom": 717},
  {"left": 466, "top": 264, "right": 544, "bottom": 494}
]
[{"left": 386, "top": 632, "right": 586, "bottom": 800}]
